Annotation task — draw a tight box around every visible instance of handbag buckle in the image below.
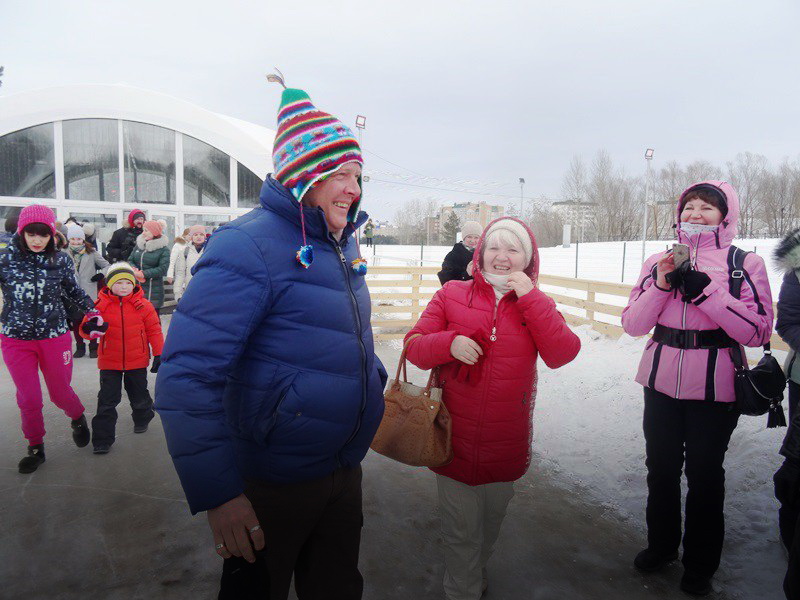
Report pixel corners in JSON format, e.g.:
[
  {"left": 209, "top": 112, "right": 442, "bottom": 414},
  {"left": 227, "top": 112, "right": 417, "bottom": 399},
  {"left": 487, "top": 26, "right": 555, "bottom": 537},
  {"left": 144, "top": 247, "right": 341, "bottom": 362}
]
[{"left": 731, "top": 269, "right": 744, "bottom": 279}]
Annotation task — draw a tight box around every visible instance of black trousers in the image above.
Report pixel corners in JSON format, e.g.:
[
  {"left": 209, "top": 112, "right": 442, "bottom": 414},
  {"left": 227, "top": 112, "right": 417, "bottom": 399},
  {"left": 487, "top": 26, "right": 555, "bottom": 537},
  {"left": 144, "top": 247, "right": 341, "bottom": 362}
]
[
  {"left": 218, "top": 465, "right": 364, "bottom": 600},
  {"left": 642, "top": 387, "right": 739, "bottom": 577},
  {"left": 91, "top": 369, "right": 153, "bottom": 446},
  {"left": 365, "top": 238, "right": 372, "bottom": 247},
  {"left": 782, "top": 382, "right": 800, "bottom": 600}
]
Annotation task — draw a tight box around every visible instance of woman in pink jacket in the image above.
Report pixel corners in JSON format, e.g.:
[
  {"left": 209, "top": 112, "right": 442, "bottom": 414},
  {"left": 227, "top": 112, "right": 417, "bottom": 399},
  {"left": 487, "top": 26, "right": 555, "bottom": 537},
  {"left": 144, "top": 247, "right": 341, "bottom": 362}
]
[
  {"left": 405, "top": 217, "right": 580, "bottom": 599},
  {"left": 622, "top": 181, "right": 773, "bottom": 596}
]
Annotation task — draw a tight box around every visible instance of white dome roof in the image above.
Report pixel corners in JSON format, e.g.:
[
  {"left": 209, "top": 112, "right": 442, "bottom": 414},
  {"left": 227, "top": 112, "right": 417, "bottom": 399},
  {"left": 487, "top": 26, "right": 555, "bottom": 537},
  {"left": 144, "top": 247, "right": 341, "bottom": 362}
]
[{"left": 0, "top": 83, "right": 275, "bottom": 178}]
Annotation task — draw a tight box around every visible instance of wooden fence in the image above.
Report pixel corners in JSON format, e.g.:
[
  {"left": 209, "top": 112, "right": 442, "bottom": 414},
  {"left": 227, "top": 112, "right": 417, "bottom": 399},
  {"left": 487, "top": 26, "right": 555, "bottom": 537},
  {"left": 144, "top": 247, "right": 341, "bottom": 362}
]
[{"left": 367, "top": 266, "right": 789, "bottom": 353}]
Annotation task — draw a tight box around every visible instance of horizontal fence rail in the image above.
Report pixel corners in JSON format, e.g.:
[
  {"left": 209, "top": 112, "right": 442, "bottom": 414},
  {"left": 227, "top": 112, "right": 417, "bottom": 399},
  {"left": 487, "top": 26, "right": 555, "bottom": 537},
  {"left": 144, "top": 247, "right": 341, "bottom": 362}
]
[{"left": 366, "top": 266, "right": 789, "bottom": 354}]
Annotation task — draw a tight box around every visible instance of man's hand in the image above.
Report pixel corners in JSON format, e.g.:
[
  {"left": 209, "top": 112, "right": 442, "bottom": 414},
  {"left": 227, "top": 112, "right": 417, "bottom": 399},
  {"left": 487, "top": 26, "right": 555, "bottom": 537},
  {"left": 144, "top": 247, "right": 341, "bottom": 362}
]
[
  {"left": 450, "top": 335, "right": 483, "bottom": 365},
  {"left": 207, "top": 494, "right": 265, "bottom": 563},
  {"left": 508, "top": 272, "right": 534, "bottom": 297}
]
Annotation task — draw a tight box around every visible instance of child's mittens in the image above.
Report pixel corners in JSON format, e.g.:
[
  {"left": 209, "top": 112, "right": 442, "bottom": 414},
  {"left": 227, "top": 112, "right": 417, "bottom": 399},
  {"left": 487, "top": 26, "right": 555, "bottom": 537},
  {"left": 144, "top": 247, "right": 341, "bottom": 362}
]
[
  {"left": 132, "top": 268, "right": 146, "bottom": 283},
  {"left": 82, "top": 316, "right": 109, "bottom": 339},
  {"left": 84, "top": 309, "right": 103, "bottom": 326},
  {"left": 150, "top": 355, "right": 161, "bottom": 373}
]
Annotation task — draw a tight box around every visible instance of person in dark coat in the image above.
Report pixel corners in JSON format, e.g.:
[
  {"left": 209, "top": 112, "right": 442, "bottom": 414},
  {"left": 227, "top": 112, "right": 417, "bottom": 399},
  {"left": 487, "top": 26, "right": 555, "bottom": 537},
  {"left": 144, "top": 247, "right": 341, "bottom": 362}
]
[
  {"left": 155, "top": 82, "right": 386, "bottom": 600},
  {"left": 773, "top": 229, "right": 800, "bottom": 600},
  {"left": 106, "top": 209, "right": 145, "bottom": 263},
  {"left": 438, "top": 220, "right": 482, "bottom": 285}
]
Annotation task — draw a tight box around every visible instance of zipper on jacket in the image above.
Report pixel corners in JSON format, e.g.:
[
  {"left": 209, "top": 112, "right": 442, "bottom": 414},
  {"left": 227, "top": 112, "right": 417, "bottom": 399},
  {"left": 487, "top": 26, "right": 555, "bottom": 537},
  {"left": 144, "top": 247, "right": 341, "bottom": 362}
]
[
  {"left": 119, "top": 296, "right": 126, "bottom": 370},
  {"left": 335, "top": 243, "right": 368, "bottom": 457},
  {"left": 32, "top": 258, "right": 40, "bottom": 338}
]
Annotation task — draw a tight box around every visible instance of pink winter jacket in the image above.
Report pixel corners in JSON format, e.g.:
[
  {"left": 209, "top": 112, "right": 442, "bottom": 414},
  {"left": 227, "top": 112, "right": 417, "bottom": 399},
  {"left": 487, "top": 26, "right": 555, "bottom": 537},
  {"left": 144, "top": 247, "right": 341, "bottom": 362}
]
[{"left": 621, "top": 181, "right": 773, "bottom": 403}]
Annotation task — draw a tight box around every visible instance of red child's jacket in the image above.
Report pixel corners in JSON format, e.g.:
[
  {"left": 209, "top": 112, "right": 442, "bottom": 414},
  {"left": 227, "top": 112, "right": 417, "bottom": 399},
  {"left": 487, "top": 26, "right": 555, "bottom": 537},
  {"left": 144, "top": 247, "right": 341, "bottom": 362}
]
[{"left": 81, "top": 286, "right": 164, "bottom": 371}]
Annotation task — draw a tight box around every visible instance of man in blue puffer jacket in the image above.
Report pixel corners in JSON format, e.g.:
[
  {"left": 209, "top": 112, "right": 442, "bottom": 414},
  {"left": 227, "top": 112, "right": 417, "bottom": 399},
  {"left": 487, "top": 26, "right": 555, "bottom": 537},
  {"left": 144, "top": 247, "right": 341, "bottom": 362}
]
[{"left": 155, "top": 82, "right": 387, "bottom": 600}]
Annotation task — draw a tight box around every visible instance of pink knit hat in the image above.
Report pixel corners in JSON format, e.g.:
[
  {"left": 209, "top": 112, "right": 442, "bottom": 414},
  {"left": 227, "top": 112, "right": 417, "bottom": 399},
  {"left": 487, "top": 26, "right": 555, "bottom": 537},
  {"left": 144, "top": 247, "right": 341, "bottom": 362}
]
[
  {"left": 142, "top": 220, "right": 163, "bottom": 238},
  {"left": 188, "top": 225, "right": 206, "bottom": 236},
  {"left": 17, "top": 205, "right": 57, "bottom": 236}
]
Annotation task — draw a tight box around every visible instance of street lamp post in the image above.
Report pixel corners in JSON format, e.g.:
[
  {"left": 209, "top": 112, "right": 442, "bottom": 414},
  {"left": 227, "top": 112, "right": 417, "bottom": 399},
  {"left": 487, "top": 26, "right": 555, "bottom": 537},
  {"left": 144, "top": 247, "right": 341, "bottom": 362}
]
[
  {"left": 519, "top": 177, "right": 525, "bottom": 217},
  {"left": 355, "top": 115, "right": 366, "bottom": 147},
  {"left": 641, "top": 148, "right": 655, "bottom": 264}
]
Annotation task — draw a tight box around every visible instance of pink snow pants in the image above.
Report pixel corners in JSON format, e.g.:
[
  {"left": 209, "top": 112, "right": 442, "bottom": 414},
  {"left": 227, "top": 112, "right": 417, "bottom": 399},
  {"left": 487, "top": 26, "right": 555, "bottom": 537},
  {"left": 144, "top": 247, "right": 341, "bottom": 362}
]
[{"left": 0, "top": 333, "right": 85, "bottom": 445}]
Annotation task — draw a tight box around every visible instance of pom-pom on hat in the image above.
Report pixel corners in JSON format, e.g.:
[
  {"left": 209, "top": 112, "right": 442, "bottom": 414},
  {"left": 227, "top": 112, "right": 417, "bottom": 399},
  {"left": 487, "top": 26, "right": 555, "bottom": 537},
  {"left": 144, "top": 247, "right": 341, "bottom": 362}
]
[
  {"left": 142, "top": 220, "right": 163, "bottom": 238},
  {"left": 17, "top": 204, "right": 57, "bottom": 237},
  {"left": 106, "top": 262, "right": 138, "bottom": 288},
  {"left": 66, "top": 223, "right": 85, "bottom": 241}
]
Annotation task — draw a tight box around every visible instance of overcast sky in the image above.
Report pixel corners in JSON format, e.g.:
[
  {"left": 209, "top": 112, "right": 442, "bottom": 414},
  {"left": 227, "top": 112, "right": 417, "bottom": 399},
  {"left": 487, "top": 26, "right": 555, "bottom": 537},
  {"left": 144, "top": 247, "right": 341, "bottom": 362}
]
[{"left": 3, "top": 0, "right": 799, "bottom": 221}]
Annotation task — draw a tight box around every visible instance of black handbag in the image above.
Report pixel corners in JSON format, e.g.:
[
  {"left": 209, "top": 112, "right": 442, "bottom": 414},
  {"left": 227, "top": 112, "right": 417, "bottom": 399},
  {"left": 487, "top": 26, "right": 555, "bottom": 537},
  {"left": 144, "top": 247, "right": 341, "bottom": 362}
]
[{"left": 730, "top": 343, "right": 787, "bottom": 428}]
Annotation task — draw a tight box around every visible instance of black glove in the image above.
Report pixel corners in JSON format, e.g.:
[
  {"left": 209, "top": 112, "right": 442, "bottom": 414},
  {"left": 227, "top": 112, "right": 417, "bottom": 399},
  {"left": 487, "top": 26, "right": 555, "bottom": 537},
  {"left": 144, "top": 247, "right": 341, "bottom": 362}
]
[
  {"left": 81, "top": 319, "right": 109, "bottom": 336},
  {"left": 681, "top": 269, "right": 712, "bottom": 300},
  {"left": 151, "top": 355, "right": 161, "bottom": 373},
  {"left": 665, "top": 259, "right": 691, "bottom": 289},
  {"left": 90, "top": 273, "right": 104, "bottom": 282},
  {"left": 774, "top": 459, "right": 800, "bottom": 508}
]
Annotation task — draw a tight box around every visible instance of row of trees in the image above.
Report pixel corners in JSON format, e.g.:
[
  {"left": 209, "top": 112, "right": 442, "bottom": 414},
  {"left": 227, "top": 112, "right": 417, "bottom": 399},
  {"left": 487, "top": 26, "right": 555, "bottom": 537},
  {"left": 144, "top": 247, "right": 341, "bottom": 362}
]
[{"left": 390, "top": 151, "right": 800, "bottom": 248}]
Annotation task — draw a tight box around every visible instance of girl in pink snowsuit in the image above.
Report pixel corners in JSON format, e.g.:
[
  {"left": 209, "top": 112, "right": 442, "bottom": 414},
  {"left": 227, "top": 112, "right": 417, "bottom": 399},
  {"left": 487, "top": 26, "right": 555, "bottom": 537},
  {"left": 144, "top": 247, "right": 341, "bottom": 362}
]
[
  {"left": 622, "top": 181, "right": 773, "bottom": 596},
  {"left": 0, "top": 205, "right": 105, "bottom": 473}
]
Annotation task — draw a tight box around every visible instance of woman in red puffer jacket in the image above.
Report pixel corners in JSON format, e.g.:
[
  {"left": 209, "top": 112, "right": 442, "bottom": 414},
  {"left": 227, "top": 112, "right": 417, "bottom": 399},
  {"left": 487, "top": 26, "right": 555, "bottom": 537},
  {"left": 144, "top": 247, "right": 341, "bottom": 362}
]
[{"left": 404, "top": 217, "right": 580, "bottom": 599}]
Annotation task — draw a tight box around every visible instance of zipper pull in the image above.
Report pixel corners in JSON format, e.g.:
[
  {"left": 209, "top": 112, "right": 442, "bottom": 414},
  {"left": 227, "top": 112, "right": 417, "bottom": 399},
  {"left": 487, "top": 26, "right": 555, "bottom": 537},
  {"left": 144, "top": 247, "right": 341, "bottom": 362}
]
[
  {"left": 490, "top": 326, "right": 497, "bottom": 342},
  {"left": 335, "top": 246, "right": 347, "bottom": 263}
]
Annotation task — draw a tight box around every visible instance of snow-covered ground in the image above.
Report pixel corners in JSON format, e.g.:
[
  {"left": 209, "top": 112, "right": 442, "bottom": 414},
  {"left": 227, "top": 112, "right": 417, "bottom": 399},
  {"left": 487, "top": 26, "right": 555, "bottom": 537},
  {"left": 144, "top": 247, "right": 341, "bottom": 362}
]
[{"left": 533, "top": 325, "right": 787, "bottom": 600}]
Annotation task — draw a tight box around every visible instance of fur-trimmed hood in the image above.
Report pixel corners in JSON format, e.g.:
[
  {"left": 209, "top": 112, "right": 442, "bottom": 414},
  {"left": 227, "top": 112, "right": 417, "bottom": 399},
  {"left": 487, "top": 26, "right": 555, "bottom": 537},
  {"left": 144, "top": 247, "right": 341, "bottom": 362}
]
[
  {"left": 135, "top": 233, "right": 170, "bottom": 252},
  {"left": 774, "top": 228, "right": 800, "bottom": 273}
]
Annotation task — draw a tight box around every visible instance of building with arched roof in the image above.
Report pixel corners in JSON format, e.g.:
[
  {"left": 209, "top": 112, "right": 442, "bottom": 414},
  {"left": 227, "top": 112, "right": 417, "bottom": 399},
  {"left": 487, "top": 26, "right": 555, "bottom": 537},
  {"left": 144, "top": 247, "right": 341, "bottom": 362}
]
[{"left": 0, "top": 84, "right": 275, "bottom": 243}]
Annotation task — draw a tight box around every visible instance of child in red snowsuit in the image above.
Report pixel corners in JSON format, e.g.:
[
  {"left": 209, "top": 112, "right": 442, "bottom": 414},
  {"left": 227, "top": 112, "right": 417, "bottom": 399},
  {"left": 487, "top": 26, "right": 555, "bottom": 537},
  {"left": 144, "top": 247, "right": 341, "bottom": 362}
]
[{"left": 81, "top": 262, "right": 163, "bottom": 454}]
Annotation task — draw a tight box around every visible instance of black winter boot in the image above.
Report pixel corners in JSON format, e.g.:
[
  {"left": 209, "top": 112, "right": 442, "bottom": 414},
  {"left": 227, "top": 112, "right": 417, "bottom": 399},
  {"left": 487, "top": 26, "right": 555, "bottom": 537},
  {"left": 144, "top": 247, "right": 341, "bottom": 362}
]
[
  {"left": 71, "top": 414, "right": 91, "bottom": 448},
  {"left": 73, "top": 342, "right": 86, "bottom": 358},
  {"left": 634, "top": 548, "right": 679, "bottom": 572},
  {"left": 18, "top": 444, "right": 46, "bottom": 474},
  {"left": 88, "top": 340, "right": 98, "bottom": 359},
  {"left": 680, "top": 571, "right": 712, "bottom": 596}
]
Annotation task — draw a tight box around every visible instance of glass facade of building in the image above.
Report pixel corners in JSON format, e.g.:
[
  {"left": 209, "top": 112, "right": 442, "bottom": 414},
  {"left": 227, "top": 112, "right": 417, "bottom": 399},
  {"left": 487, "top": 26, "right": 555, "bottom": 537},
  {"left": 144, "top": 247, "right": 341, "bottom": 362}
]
[{"left": 0, "top": 119, "right": 265, "bottom": 235}]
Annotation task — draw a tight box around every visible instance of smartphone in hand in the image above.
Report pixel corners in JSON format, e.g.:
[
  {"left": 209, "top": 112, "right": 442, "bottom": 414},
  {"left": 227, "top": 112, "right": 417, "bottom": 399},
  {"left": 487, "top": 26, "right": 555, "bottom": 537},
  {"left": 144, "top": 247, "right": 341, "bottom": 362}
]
[{"left": 672, "top": 243, "right": 690, "bottom": 268}]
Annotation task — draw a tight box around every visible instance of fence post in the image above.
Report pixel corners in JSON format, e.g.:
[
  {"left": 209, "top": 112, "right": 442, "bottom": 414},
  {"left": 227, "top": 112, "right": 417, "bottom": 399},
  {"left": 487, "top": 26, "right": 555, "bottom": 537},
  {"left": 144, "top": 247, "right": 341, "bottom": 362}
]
[
  {"left": 621, "top": 241, "right": 627, "bottom": 282},
  {"left": 575, "top": 241, "right": 579, "bottom": 278},
  {"left": 754, "top": 245, "right": 758, "bottom": 254},
  {"left": 586, "top": 282, "right": 595, "bottom": 324},
  {"left": 420, "top": 244, "right": 424, "bottom": 266},
  {"left": 411, "top": 272, "right": 422, "bottom": 324}
]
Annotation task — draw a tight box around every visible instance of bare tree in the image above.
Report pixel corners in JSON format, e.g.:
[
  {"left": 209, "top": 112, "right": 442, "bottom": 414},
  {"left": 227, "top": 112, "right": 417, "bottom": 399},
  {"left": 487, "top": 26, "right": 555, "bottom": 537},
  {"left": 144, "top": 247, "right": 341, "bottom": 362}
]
[{"left": 727, "top": 152, "right": 769, "bottom": 238}]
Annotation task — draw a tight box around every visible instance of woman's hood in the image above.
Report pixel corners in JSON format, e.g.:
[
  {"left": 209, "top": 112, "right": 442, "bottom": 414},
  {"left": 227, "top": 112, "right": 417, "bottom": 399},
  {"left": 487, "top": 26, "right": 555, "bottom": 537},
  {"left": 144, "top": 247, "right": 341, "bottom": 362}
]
[
  {"left": 676, "top": 180, "right": 739, "bottom": 248},
  {"left": 471, "top": 216, "right": 540, "bottom": 289}
]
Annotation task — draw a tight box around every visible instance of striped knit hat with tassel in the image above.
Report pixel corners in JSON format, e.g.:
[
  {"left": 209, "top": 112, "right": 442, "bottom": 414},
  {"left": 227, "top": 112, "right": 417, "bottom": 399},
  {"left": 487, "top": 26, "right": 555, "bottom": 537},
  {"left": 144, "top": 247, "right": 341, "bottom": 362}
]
[{"left": 269, "top": 70, "right": 364, "bottom": 269}]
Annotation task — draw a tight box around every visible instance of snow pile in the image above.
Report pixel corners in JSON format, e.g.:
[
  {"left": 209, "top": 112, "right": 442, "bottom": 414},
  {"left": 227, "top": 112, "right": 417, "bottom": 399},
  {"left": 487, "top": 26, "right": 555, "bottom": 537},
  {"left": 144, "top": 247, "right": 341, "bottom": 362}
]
[{"left": 533, "top": 325, "right": 789, "bottom": 599}]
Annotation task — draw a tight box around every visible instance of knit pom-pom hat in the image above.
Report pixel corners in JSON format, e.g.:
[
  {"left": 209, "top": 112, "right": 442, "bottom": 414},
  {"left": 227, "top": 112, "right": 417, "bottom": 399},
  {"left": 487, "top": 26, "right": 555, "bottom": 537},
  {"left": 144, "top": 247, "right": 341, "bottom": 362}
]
[
  {"left": 268, "top": 70, "right": 365, "bottom": 271},
  {"left": 461, "top": 221, "right": 483, "bottom": 239},
  {"left": 483, "top": 219, "right": 534, "bottom": 267},
  {"left": 142, "top": 220, "right": 163, "bottom": 238},
  {"left": 17, "top": 205, "right": 57, "bottom": 237}
]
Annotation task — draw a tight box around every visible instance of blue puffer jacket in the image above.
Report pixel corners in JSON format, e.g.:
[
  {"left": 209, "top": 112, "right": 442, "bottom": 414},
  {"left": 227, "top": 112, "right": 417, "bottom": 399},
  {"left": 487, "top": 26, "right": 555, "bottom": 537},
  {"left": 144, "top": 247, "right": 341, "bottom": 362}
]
[
  {"left": 0, "top": 235, "right": 95, "bottom": 340},
  {"left": 155, "top": 177, "right": 387, "bottom": 514}
]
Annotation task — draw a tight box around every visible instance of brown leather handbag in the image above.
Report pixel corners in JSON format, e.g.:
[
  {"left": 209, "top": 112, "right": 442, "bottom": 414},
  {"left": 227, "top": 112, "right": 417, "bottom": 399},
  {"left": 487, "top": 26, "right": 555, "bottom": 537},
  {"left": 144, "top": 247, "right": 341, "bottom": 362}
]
[{"left": 370, "top": 335, "right": 453, "bottom": 467}]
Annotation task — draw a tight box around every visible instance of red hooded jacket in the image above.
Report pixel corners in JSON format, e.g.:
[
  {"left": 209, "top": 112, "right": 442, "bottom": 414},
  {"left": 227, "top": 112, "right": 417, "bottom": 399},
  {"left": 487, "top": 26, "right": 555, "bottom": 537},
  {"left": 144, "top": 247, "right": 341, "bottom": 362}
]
[
  {"left": 81, "top": 286, "right": 164, "bottom": 371},
  {"left": 405, "top": 218, "right": 581, "bottom": 486}
]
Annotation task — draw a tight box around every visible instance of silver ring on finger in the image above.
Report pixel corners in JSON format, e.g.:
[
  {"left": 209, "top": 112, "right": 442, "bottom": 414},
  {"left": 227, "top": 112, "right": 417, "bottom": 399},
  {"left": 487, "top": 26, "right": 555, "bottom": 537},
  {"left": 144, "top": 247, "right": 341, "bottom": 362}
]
[
  {"left": 215, "top": 543, "right": 225, "bottom": 551},
  {"left": 249, "top": 525, "right": 261, "bottom": 534}
]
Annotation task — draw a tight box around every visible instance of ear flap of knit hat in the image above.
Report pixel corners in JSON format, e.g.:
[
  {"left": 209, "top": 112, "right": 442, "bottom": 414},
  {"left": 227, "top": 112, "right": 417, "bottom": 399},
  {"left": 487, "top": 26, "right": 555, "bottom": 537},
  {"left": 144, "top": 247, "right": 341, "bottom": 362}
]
[{"left": 271, "top": 87, "right": 364, "bottom": 221}]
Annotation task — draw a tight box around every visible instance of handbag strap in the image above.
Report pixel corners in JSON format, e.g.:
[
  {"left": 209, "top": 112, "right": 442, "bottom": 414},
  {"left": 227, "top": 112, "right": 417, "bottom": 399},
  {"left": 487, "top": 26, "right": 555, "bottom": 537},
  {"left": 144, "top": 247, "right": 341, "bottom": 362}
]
[{"left": 395, "top": 333, "right": 439, "bottom": 396}]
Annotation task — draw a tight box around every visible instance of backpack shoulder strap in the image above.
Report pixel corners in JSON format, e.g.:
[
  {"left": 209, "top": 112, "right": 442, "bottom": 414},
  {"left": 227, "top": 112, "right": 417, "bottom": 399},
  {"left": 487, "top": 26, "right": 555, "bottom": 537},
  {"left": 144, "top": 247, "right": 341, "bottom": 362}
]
[{"left": 727, "top": 245, "right": 749, "bottom": 300}]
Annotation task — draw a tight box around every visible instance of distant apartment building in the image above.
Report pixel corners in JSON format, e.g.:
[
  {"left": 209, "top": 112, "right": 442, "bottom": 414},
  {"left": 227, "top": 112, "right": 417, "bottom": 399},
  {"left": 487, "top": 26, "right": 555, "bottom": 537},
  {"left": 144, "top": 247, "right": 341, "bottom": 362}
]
[{"left": 439, "top": 201, "right": 505, "bottom": 233}]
